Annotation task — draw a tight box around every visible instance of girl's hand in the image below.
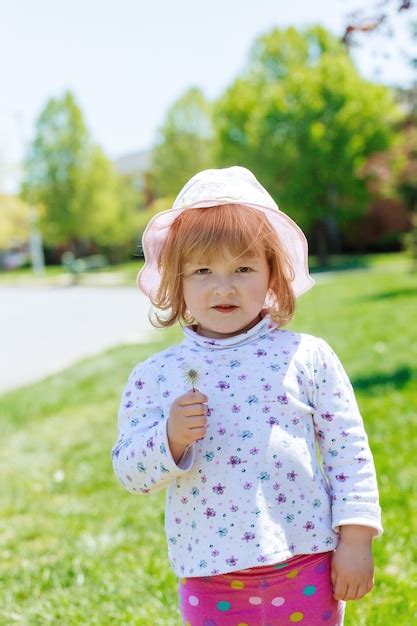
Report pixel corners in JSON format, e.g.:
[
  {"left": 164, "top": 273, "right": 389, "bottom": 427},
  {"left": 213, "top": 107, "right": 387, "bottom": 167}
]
[
  {"left": 331, "top": 526, "right": 376, "bottom": 601},
  {"left": 167, "top": 389, "right": 208, "bottom": 463}
]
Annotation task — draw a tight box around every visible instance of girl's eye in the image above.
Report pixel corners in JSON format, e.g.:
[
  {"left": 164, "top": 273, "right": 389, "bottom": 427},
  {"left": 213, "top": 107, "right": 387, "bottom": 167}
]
[
  {"left": 195, "top": 268, "right": 210, "bottom": 275},
  {"left": 237, "top": 267, "right": 252, "bottom": 273}
]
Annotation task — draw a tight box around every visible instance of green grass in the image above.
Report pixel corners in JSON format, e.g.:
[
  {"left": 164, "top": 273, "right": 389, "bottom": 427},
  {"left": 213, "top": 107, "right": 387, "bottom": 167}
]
[{"left": 1, "top": 259, "right": 416, "bottom": 625}]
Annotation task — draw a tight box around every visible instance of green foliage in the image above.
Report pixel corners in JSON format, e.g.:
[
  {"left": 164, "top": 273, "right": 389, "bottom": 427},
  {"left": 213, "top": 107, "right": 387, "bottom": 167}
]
[
  {"left": 151, "top": 87, "right": 215, "bottom": 197},
  {"left": 214, "top": 26, "right": 402, "bottom": 233},
  {"left": 0, "top": 195, "right": 31, "bottom": 248},
  {"left": 0, "top": 257, "right": 416, "bottom": 624},
  {"left": 21, "top": 91, "right": 139, "bottom": 250}
]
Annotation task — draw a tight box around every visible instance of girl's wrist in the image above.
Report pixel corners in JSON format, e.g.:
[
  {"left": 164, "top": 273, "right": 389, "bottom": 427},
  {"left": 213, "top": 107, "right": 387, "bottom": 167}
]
[{"left": 339, "top": 524, "right": 377, "bottom": 544}]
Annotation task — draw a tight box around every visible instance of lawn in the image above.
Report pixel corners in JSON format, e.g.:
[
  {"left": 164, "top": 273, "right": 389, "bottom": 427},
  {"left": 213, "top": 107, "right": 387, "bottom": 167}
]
[{"left": 0, "top": 257, "right": 416, "bottom": 625}]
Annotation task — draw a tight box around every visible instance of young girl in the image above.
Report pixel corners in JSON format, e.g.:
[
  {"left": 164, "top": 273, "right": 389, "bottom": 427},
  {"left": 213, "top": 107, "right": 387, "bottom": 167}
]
[{"left": 111, "top": 166, "right": 382, "bottom": 626}]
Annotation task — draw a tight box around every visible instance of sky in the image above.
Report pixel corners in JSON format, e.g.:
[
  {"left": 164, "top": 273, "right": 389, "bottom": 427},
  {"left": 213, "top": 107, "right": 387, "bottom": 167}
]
[{"left": 1, "top": 0, "right": 416, "bottom": 193}]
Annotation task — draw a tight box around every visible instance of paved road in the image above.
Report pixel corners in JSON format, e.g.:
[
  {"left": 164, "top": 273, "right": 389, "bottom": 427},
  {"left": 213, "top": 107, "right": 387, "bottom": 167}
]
[{"left": 0, "top": 286, "right": 156, "bottom": 394}]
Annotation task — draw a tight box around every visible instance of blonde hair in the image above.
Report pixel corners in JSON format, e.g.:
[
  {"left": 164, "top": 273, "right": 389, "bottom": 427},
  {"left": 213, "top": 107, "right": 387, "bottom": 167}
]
[{"left": 150, "top": 204, "right": 296, "bottom": 328}]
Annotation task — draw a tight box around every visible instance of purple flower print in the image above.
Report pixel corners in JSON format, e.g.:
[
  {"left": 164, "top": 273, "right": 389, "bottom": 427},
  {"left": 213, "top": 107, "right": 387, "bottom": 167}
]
[
  {"left": 204, "top": 508, "right": 216, "bottom": 518},
  {"left": 174, "top": 517, "right": 181, "bottom": 524},
  {"left": 267, "top": 416, "right": 279, "bottom": 426},
  {"left": 263, "top": 383, "right": 272, "bottom": 391},
  {"left": 355, "top": 456, "right": 368, "bottom": 463},
  {"left": 217, "top": 427, "right": 226, "bottom": 435},
  {"left": 276, "top": 493, "right": 287, "bottom": 503},
  {"left": 273, "top": 482, "right": 280, "bottom": 491},
  {"left": 250, "top": 447, "right": 259, "bottom": 455},
  {"left": 231, "top": 404, "right": 241, "bottom": 413},
  {"left": 238, "top": 373, "right": 248, "bottom": 381},
  {"left": 230, "top": 504, "right": 239, "bottom": 512},
  {"left": 243, "top": 482, "right": 253, "bottom": 490},
  {"left": 226, "top": 556, "right": 238, "bottom": 566},
  {"left": 296, "top": 375, "right": 303, "bottom": 386},
  {"left": 317, "top": 430, "right": 325, "bottom": 441},
  {"left": 287, "top": 470, "right": 297, "bottom": 481},
  {"left": 255, "top": 349, "right": 267, "bottom": 357},
  {"left": 262, "top": 405, "right": 271, "bottom": 413},
  {"left": 207, "top": 407, "right": 213, "bottom": 417},
  {"left": 227, "top": 456, "right": 244, "bottom": 467},
  {"left": 321, "top": 411, "right": 334, "bottom": 421},
  {"left": 304, "top": 521, "right": 315, "bottom": 531},
  {"left": 242, "top": 532, "right": 255, "bottom": 542},
  {"left": 181, "top": 496, "right": 188, "bottom": 504},
  {"left": 274, "top": 460, "right": 283, "bottom": 469},
  {"left": 212, "top": 483, "right": 225, "bottom": 495},
  {"left": 291, "top": 417, "right": 300, "bottom": 425},
  {"left": 134, "top": 379, "right": 145, "bottom": 389},
  {"left": 146, "top": 437, "right": 155, "bottom": 450},
  {"left": 216, "top": 381, "right": 230, "bottom": 391},
  {"left": 162, "top": 390, "right": 171, "bottom": 398},
  {"left": 277, "top": 394, "right": 288, "bottom": 405},
  {"left": 336, "top": 473, "right": 349, "bottom": 482},
  {"left": 212, "top": 549, "right": 219, "bottom": 557},
  {"left": 124, "top": 400, "right": 133, "bottom": 409}
]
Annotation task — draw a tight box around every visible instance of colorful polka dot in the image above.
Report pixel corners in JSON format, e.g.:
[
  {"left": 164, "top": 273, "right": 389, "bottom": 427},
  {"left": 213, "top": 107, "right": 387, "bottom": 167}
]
[
  {"left": 271, "top": 596, "right": 285, "bottom": 606},
  {"left": 274, "top": 562, "right": 288, "bottom": 569},
  {"left": 230, "top": 579, "right": 245, "bottom": 589},
  {"left": 184, "top": 621, "right": 191, "bottom": 626},
  {"left": 237, "top": 623, "right": 249, "bottom": 626},
  {"left": 322, "top": 609, "right": 333, "bottom": 621},
  {"left": 315, "top": 562, "right": 327, "bottom": 574},
  {"left": 286, "top": 568, "right": 299, "bottom": 579},
  {"left": 188, "top": 595, "right": 199, "bottom": 606},
  {"left": 303, "top": 584, "right": 317, "bottom": 596},
  {"left": 216, "top": 600, "right": 231, "bottom": 611},
  {"left": 248, "top": 596, "right": 262, "bottom": 605},
  {"left": 290, "top": 612, "right": 304, "bottom": 622},
  {"left": 203, "top": 620, "right": 217, "bottom": 626}
]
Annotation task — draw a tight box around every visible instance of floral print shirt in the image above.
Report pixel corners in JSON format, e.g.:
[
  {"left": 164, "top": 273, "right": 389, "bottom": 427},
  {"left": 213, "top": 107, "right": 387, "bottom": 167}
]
[{"left": 111, "top": 314, "right": 382, "bottom": 578}]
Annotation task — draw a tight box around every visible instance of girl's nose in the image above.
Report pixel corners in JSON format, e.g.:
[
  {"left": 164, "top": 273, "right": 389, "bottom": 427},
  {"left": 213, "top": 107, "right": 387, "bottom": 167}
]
[{"left": 214, "top": 278, "right": 235, "bottom": 296}]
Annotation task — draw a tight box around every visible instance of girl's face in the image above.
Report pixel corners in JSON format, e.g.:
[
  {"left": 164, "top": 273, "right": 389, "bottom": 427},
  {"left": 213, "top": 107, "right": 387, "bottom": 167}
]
[{"left": 182, "top": 249, "right": 272, "bottom": 339}]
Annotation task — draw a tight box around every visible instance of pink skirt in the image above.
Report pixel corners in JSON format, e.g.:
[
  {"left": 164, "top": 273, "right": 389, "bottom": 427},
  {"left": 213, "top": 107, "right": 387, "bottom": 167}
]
[{"left": 178, "top": 551, "right": 345, "bottom": 625}]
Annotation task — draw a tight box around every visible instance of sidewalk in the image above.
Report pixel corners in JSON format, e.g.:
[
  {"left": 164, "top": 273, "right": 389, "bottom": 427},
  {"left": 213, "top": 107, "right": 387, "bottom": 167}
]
[{"left": 1, "top": 286, "right": 155, "bottom": 394}]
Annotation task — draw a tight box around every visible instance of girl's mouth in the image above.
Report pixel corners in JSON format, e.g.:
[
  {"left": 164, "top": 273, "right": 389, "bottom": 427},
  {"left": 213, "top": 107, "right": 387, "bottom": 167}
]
[{"left": 213, "top": 305, "right": 238, "bottom": 313}]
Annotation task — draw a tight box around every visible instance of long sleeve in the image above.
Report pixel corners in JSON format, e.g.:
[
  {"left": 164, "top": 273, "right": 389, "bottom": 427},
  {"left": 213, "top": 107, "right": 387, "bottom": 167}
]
[
  {"left": 310, "top": 338, "right": 383, "bottom": 536},
  {"left": 111, "top": 360, "right": 195, "bottom": 495}
]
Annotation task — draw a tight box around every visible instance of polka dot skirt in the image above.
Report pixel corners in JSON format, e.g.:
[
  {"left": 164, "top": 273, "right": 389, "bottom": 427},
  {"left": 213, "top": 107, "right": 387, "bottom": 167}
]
[{"left": 178, "top": 551, "right": 345, "bottom": 625}]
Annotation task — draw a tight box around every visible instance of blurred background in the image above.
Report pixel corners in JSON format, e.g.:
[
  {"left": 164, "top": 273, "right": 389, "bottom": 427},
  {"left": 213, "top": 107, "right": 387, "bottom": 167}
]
[{"left": 1, "top": 2, "right": 416, "bottom": 625}]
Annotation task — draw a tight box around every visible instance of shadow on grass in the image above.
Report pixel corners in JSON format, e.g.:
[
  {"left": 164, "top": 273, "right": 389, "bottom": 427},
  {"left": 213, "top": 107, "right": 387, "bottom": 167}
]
[
  {"left": 352, "top": 365, "right": 416, "bottom": 393},
  {"left": 360, "top": 287, "right": 417, "bottom": 301},
  {"left": 310, "top": 255, "right": 370, "bottom": 274}
]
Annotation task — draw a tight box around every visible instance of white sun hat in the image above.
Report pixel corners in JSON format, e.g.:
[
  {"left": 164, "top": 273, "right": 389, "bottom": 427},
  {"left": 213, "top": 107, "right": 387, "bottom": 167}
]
[{"left": 137, "top": 166, "right": 315, "bottom": 300}]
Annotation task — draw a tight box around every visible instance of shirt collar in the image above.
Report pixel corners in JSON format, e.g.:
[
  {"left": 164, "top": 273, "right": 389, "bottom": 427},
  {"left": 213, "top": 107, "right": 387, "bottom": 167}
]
[{"left": 182, "top": 311, "right": 278, "bottom": 350}]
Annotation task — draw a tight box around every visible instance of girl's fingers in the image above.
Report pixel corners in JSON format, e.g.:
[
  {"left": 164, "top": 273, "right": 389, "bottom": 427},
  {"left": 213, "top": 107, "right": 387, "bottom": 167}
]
[
  {"left": 333, "top": 581, "right": 348, "bottom": 601},
  {"left": 345, "top": 583, "right": 360, "bottom": 600},
  {"left": 183, "top": 403, "right": 207, "bottom": 417}
]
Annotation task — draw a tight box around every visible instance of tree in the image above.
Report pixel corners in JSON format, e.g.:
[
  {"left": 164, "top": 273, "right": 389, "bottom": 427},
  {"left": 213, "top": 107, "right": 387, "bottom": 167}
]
[
  {"left": 21, "top": 91, "right": 138, "bottom": 256},
  {"left": 151, "top": 87, "right": 215, "bottom": 198},
  {"left": 342, "top": 0, "right": 417, "bottom": 77},
  {"left": 214, "top": 26, "right": 402, "bottom": 264}
]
